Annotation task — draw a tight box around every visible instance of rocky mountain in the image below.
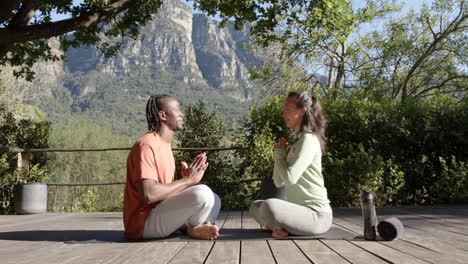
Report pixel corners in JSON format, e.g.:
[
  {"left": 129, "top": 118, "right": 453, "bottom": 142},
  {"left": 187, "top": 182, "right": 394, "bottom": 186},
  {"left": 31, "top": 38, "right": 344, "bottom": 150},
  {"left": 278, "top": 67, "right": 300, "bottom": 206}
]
[
  {"left": 62, "top": 0, "right": 259, "bottom": 101},
  {"left": 1, "top": 0, "right": 265, "bottom": 137}
]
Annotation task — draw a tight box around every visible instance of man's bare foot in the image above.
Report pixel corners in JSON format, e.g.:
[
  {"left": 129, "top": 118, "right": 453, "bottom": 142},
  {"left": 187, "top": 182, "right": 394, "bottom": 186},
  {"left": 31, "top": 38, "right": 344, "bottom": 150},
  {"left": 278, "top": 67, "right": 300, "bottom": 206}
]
[
  {"left": 187, "top": 224, "right": 219, "bottom": 240},
  {"left": 272, "top": 228, "right": 289, "bottom": 238}
]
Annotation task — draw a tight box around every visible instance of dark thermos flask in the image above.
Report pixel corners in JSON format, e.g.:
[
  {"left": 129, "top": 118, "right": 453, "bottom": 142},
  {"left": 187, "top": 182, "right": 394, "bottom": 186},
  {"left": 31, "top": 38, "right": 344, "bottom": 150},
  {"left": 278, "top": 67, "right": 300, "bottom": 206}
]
[{"left": 361, "top": 190, "right": 377, "bottom": 240}]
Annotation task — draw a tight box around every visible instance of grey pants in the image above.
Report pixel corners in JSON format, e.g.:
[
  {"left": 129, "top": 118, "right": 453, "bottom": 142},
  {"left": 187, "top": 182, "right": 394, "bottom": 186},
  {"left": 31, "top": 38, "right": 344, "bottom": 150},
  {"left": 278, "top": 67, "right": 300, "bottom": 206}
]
[{"left": 249, "top": 198, "right": 333, "bottom": 235}]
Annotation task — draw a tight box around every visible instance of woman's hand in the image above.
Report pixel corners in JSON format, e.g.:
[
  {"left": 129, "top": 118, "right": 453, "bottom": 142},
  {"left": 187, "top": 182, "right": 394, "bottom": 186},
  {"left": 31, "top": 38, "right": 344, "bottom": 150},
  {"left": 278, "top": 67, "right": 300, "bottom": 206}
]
[{"left": 275, "top": 137, "right": 287, "bottom": 149}]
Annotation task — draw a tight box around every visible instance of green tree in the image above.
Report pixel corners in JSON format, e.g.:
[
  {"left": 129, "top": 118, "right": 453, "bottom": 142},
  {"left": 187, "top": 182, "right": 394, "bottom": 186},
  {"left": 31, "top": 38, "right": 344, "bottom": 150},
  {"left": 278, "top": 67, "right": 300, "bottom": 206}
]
[
  {"left": 0, "top": 0, "right": 351, "bottom": 81},
  {"left": 251, "top": 0, "right": 466, "bottom": 101},
  {"left": 250, "top": 0, "right": 399, "bottom": 98},
  {"left": 0, "top": 91, "right": 51, "bottom": 214},
  {"left": 46, "top": 118, "right": 130, "bottom": 211},
  {"left": 174, "top": 101, "right": 235, "bottom": 199},
  {"left": 356, "top": 0, "right": 467, "bottom": 102}
]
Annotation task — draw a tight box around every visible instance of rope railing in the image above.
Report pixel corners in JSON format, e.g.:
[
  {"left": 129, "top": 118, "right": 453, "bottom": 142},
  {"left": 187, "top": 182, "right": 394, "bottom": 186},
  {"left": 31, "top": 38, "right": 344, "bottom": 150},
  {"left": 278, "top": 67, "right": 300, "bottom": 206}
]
[
  {"left": 0, "top": 145, "right": 241, "bottom": 153},
  {"left": 0, "top": 145, "right": 264, "bottom": 187},
  {"left": 46, "top": 177, "right": 265, "bottom": 187}
]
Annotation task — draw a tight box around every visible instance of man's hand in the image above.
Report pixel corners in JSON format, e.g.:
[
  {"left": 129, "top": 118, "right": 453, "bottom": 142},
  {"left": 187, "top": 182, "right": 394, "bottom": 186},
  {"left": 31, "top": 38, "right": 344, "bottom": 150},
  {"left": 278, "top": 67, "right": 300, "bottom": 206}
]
[
  {"left": 181, "top": 161, "right": 190, "bottom": 177},
  {"left": 185, "top": 152, "right": 209, "bottom": 185}
]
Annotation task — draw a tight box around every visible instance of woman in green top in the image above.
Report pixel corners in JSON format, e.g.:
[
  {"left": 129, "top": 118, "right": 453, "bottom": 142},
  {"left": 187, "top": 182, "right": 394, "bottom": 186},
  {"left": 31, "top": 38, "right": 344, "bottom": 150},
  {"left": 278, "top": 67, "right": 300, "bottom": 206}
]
[{"left": 249, "top": 91, "right": 332, "bottom": 238}]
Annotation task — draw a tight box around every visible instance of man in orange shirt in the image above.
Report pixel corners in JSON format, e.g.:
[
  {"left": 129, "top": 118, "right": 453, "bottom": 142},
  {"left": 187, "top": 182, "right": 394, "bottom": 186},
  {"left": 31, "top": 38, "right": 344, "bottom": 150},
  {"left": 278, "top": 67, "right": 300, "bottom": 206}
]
[{"left": 124, "top": 95, "right": 221, "bottom": 240}]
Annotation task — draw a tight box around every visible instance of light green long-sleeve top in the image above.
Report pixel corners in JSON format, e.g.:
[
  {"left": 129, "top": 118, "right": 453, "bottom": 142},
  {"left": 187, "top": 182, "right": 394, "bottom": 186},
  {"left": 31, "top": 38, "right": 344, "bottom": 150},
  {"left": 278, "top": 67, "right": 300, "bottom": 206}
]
[{"left": 273, "top": 132, "right": 332, "bottom": 213}]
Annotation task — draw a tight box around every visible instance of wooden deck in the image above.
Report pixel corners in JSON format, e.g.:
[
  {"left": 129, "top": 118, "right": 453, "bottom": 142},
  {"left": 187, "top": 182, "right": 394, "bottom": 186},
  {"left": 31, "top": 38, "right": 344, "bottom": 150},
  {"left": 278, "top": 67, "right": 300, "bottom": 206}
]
[{"left": 1, "top": 205, "right": 467, "bottom": 264}]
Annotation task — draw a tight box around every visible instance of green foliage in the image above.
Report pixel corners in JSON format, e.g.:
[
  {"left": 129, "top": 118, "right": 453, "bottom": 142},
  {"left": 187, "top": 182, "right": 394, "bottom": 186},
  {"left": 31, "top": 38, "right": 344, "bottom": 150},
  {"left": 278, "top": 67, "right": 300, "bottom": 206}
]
[
  {"left": 175, "top": 101, "right": 246, "bottom": 208},
  {"left": 431, "top": 157, "right": 468, "bottom": 204},
  {"left": 0, "top": 156, "right": 15, "bottom": 214},
  {"left": 1, "top": 0, "right": 164, "bottom": 81},
  {"left": 356, "top": 0, "right": 467, "bottom": 101},
  {"left": 2, "top": 0, "right": 357, "bottom": 84},
  {"left": 63, "top": 188, "right": 124, "bottom": 213},
  {"left": 251, "top": 0, "right": 466, "bottom": 100},
  {"left": 322, "top": 93, "right": 468, "bottom": 206},
  {"left": 45, "top": 119, "right": 129, "bottom": 212},
  {"left": 233, "top": 95, "right": 289, "bottom": 180},
  {"left": 17, "top": 164, "right": 49, "bottom": 184},
  {"left": 230, "top": 92, "right": 467, "bottom": 207},
  {"left": 67, "top": 189, "right": 100, "bottom": 213},
  {"left": 0, "top": 103, "right": 51, "bottom": 214},
  {"left": 324, "top": 144, "right": 405, "bottom": 207}
]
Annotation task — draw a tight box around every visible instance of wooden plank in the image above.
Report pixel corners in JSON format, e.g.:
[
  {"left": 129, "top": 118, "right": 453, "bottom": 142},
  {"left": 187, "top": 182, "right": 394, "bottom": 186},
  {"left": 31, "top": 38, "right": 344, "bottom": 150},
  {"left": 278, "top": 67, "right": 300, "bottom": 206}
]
[
  {"left": 241, "top": 211, "right": 261, "bottom": 230},
  {"left": 241, "top": 240, "right": 276, "bottom": 264},
  {"left": 294, "top": 240, "right": 349, "bottom": 264},
  {"left": 392, "top": 207, "right": 468, "bottom": 231},
  {"left": 432, "top": 205, "right": 468, "bottom": 216},
  {"left": 333, "top": 210, "right": 468, "bottom": 251},
  {"left": 0, "top": 213, "right": 71, "bottom": 229},
  {"left": 169, "top": 241, "right": 214, "bottom": 264},
  {"left": 206, "top": 212, "right": 242, "bottom": 264},
  {"left": 221, "top": 211, "right": 242, "bottom": 229},
  {"left": 240, "top": 211, "right": 275, "bottom": 264},
  {"left": 351, "top": 241, "right": 429, "bottom": 264},
  {"left": 0, "top": 213, "right": 52, "bottom": 224},
  {"left": 204, "top": 241, "right": 240, "bottom": 264},
  {"left": 381, "top": 240, "right": 468, "bottom": 264},
  {"left": 215, "top": 211, "right": 228, "bottom": 228},
  {"left": 321, "top": 240, "right": 388, "bottom": 264},
  {"left": 2, "top": 209, "right": 468, "bottom": 264},
  {"left": 333, "top": 217, "right": 467, "bottom": 264},
  {"left": 62, "top": 243, "right": 133, "bottom": 264},
  {"left": 0, "top": 240, "right": 52, "bottom": 255},
  {"left": 0, "top": 212, "right": 123, "bottom": 233},
  {"left": 4, "top": 243, "right": 80, "bottom": 264},
  {"left": 102, "top": 242, "right": 186, "bottom": 264},
  {"left": 334, "top": 216, "right": 468, "bottom": 258},
  {"left": 377, "top": 207, "right": 468, "bottom": 239},
  {"left": 268, "top": 240, "right": 311, "bottom": 264}
]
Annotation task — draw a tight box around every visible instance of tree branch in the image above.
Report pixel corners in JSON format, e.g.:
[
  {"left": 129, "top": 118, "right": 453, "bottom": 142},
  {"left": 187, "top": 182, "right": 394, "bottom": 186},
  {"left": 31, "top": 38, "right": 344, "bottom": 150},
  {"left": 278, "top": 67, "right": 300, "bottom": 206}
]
[
  {"left": 415, "top": 75, "right": 468, "bottom": 97},
  {"left": 0, "top": 0, "right": 137, "bottom": 45},
  {"left": 399, "top": 7, "right": 466, "bottom": 102},
  {"left": 0, "top": 0, "right": 20, "bottom": 24},
  {"left": 9, "top": 0, "right": 37, "bottom": 28},
  {"left": 425, "top": 16, "right": 436, "bottom": 38}
]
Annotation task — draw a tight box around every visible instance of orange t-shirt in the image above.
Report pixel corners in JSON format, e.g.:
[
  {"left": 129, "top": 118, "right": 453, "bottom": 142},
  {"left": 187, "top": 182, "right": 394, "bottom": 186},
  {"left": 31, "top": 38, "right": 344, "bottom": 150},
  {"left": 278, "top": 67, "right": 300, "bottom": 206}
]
[{"left": 123, "top": 132, "right": 175, "bottom": 240}]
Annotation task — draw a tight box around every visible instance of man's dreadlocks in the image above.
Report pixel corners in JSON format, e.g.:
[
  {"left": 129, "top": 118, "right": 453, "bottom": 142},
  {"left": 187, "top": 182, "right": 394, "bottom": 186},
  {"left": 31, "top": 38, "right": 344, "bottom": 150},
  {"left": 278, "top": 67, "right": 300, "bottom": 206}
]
[{"left": 146, "top": 95, "right": 171, "bottom": 132}]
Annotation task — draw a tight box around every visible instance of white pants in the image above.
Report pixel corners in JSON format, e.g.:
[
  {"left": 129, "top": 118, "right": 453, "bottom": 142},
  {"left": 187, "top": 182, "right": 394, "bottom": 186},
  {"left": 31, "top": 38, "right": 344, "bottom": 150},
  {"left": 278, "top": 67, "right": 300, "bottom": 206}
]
[{"left": 142, "top": 184, "right": 221, "bottom": 239}]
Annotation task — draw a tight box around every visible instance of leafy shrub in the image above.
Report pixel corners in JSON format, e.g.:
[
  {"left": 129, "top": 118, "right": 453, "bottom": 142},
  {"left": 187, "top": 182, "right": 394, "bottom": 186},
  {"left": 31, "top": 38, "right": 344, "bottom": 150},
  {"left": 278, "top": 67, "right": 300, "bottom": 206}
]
[
  {"left": 233, "top": 95, "right": 289, "bottom": 180},
  {"left": 323, "top": 93, "right": 468, "bottom": 205},
  {"left": 430, "top": 156, "right": 468, "bottom": 204},
  {"left": 175, "top": 101, "right": 245, "bottom": 208},
  {"left": 0, "top": 110, "right": 51, "bottom": 214},
  {"left": 323, "top": 144, "right": 405, "bottom": 207}
]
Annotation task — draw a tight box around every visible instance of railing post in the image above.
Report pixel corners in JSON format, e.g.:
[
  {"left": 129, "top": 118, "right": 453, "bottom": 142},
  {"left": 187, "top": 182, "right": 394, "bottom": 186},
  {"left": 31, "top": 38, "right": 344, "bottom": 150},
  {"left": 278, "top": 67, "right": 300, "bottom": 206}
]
[{"left": 16, "top": 151, "right": 29, "bottom": 183}]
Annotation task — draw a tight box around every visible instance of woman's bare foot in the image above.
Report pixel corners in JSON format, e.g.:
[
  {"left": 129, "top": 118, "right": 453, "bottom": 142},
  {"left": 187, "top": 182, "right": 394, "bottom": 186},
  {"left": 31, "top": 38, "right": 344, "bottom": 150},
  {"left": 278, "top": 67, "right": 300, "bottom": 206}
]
[
  {"left": 272, "top": 228, "right": 289, "bottom": 238},
  {"left": 187, "top": 224, "right": 219, "bottom": 240}
]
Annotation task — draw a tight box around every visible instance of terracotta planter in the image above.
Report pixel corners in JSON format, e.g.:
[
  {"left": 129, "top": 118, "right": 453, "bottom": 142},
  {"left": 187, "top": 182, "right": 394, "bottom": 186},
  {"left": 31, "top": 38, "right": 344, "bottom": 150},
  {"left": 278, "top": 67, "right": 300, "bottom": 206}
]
[
  {"left": 260, "top": 178, "right": 286, "bottom": 200},
  {"left": 14, "top": 183, "right": 48, "bottom": 214}
]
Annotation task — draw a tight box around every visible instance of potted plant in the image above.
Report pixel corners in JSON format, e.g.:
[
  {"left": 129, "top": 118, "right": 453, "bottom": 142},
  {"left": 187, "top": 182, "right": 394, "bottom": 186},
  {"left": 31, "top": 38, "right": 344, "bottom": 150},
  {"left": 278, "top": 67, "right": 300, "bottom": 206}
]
[{"left": 14, "top": 164, "right": 49, "bottom": 214}]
